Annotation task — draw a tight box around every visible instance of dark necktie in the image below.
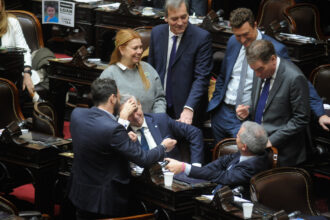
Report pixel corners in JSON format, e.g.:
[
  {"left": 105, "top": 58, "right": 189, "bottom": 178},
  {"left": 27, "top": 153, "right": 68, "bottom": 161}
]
[
  {"left": 166, "top": 35, "right": 178, "bottom": 107},
  {"left": 235, "top": 57, "right": 248, "bottom": 107},
  {"left": 255, "top": 78, "right": 271, "bottom": 124},
  {"left": 138, "top": 127, "right": 149, "bottom": 151}
]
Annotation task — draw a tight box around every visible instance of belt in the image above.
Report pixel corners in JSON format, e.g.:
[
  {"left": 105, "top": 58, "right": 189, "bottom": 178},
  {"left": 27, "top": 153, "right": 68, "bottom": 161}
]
[{"left": 223, "top": 102, "right": 236, "bottom": 111}]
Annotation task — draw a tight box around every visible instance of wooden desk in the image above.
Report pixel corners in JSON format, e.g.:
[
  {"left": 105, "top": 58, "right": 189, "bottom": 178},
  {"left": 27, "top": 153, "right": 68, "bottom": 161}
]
[
  {"left": 48, "top": 58, "right": 107, "bottom": 136},
  {"left": 133, "top": 173, "right": 216, "bottom": 220},
  {"left": 0, "top": 131, "right": 71, "bottom": 215}
]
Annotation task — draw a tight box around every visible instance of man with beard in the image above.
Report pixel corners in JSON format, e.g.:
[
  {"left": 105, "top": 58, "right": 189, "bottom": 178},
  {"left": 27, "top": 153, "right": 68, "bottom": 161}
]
[{"left": 69, "top": 78, "right": 176, "bottom": 219}]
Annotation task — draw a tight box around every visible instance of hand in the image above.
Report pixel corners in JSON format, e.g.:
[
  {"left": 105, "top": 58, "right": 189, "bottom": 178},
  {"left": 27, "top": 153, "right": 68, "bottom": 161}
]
[
  {"left": 178, "top": 108, "right": 193, "bottom": 125},
  {"left": 119, "top": 98, "right": 137, "bottom": 120},
  {"left": 266, "top": 139, "right": 272, "bottom": 148},
  {"left": 22, "top": 73, "right": 34, "bottom": 97},
  {"left": 318, "top": 115, "right": 330, "bottom": 132},
  {"left": 161, "top": 138, "right": 177, "bottom": 152},
  {"left": 165, "top": 158, "right": 184, "bottom": 174},
  {"left": 236, "top": 104, "right": 250, "bottom": 120},
  {"left": 128, "top": 131, "right": 137, "bottom": 142}
]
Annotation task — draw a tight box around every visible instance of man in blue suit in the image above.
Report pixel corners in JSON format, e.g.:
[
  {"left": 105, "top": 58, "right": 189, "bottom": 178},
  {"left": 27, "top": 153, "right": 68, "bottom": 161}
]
[
  {"left": 165, "top": 121, "right": 270, "bottom": 196},
  {"left": 69, "top": 78, "right": 176, "bottom": 219},
  {"left": 208, "top": 8, "right": 330, "bottom": 142},
  {"left": 148, "top": 0, "right": 213, "bottom": 125},
  {"left": 119, "top": 94, "right": 204, "bottom": 166}
]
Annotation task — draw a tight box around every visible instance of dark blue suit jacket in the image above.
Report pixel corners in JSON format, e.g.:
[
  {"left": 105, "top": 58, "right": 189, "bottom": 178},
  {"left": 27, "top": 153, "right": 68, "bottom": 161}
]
[
  {"left": 189, "top": 151, "right": 270, "bottom": 191},
  {"left": 69, "top": 107, "right": 166, "bottom": 216},
  {"left": 144, "top": 113, "right": 204, "bottom": 164},
  {"left": 208, "top": 34, "right": 324, "bottom": 117},
  {"left": 148, "top": 23, "right": 213, "bottom": 118}
]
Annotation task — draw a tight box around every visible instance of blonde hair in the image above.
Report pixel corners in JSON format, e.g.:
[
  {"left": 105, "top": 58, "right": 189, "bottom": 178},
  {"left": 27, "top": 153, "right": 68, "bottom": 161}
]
[
  {"left": 110, "top": 29, "right": 150, "bottom": 90},
  {"left": 0, "top": 0, "right": 9, "bottom": 37}
]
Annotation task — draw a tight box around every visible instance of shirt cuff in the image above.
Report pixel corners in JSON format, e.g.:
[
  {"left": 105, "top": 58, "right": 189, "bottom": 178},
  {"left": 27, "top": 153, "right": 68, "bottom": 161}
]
[
  {"left": 184, "top": 163, "right": 192, "bottom": 175},
  {"left": 184, "top": 106, "right": 194, "bottom": 112},
  {"left": 192, "top": 163, "right": 201, "bottom": 167},
  {"left": 118, "top": 118, "right": 130, "bottom": 129}
]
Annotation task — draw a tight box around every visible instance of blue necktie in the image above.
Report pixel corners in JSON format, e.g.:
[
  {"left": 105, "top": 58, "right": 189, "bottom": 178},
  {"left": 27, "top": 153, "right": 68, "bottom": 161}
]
[
  {"left": 138, "top": 128, "right": 149, "bottom": 151},
  {"left": 166, "top": 35, "right": 178, "bottom": 107},
  {"left": 255, "top": 78, "right": 271, "bottom": 124}
]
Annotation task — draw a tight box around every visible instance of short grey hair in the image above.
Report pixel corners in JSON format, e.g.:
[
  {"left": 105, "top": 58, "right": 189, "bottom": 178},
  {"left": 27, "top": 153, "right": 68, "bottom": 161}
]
[
  {"left": 119, "top": 94, "right": 137, "bottom": 106},
  {"left": 164, "top": 0, "right": 189, "bottom": 17},
  {"left": 239, "top": 121, "right": 268, "bottom": 155},
  {"left": 246, "top": 40, "right": 276, "bottom": 65}
]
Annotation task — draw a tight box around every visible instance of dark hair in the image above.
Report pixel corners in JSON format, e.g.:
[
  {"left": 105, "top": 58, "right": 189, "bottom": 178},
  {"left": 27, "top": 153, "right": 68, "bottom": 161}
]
[
  {"left": 246, "top": 40, "right": 276, "bottom": 64},
  {"left": 91, "top": 78, "right": 118, "bottom": 106},
  {"left": 164, "top": 0, "right": 189, "bottom": 17},
  {"left": 229, "top": 8, "right": 255, "bottom": 29}
]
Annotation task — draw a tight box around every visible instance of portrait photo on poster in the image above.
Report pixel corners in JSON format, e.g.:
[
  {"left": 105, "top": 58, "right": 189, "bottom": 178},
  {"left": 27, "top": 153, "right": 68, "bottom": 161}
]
[{"left": 43, "top": 0, "right": 59, "bottom": 23}]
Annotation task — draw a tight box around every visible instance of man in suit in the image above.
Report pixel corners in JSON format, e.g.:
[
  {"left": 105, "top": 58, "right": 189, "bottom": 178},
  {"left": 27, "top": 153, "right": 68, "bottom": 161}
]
[
  {"left": 119, "top": 94, "right": 204, "bottom": 166},
  {"left": 165, "top": 121, "right": 270, "bottom": 196},
  {"left": 69, "top": 78, "right": 176, "bottom": 219},
  {"left": 208, "top": 8, "right": 330, "bottom": 143},
  {"left": 148, "top": 0, "right": 213, "bottom": 125},
  {"left": 237, "top": 40, "right": 310, "bottom": 166}
]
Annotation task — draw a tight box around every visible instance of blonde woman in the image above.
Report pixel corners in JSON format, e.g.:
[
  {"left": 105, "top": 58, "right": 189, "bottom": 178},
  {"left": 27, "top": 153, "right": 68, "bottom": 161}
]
[
  {"left": 0, "top": 0, "right": 40, "bottom": 99},
  {"left": 100, "top": 29, "right": 166, "bottom": 113}
]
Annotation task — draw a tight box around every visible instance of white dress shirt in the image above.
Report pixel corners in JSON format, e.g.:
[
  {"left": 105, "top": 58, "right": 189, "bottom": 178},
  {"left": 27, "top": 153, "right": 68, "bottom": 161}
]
[
  {"left": 224, "top": 30, "right": 262, "bottom": 106},
  {"left": 131, "top": 119, "right": 157, "bottom": 150}
]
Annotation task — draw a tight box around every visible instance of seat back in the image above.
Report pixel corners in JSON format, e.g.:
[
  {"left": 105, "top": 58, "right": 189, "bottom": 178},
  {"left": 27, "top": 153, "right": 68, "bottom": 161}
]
[
  {"left": 32, "top": 102, "right": 58, "bottom": 136},
  {"left": 283, "top": 3, "right": 326, "bottom": 40},
  {"left": 250, "top": 167, "right": 317, "bottom": 215},
  {"left": 0, "top": 78, "right": 25, "bottom": 129},
  {"left": 212, "top": 138, "right": 238, "bottom": 161},
  {"left": 104, "top": 213, "right": 155, "bottom": 220},
  {"left": 267, "top": 146, "right": 278, "bottom": 168},
  {"left": 134, "top": 26, "right": 152, "bottom": 52},
  {"left": 309, "top": 64, "right": 330, "bottom": 103},
  {"left": 257, "top": 0, "right": 295, "bottom": 31},
  {"left": 7, "top": 10, "right": 44, "bottom": 52},
  {"left": 0, "top": 196, "right": 18, "bottom": 217}
]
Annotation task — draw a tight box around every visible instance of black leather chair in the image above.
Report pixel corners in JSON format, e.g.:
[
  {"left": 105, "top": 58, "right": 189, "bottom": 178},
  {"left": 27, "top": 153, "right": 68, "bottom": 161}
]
[
  {"left": 309, "top": 64, "right": 330, "bottom": 103},
  {"left": 283, "top": 3, "right": 328, "bottom": 41},
  {"left": 250, "top": 167, "right": 318, "bottom": 215},
  {"left": 32, "top": 102, "right": 58, "bottom": 136},
  {"left": 257, "top": 0, "right": 295, "bottom": 32},
  {"left": 7, "top": 10, "right": 51, "bottom": 100},
  {"left": 0, "top": 78, "right": 25, "bottom": 129},
  {"left": 212, "top": 138, "right": 237, "bottom": 161}
]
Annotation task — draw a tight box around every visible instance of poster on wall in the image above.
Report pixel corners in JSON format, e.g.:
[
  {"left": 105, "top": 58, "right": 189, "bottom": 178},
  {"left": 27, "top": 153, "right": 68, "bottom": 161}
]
[{"left": 42, "top": 0, "right": 75, "bottom": 27}]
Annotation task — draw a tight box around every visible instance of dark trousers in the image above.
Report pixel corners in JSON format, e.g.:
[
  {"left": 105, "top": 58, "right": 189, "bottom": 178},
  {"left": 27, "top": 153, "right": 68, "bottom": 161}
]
[
  {"left": 76, "top": 208, "right": 117, "bottom": 220},
  {"left": 211, "top": 103, "right": 242, "bottom": 143}
]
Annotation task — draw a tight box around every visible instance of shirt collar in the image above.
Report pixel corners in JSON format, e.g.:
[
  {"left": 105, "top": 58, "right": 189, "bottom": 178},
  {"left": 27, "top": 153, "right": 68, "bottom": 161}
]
[
  {"left": 116, "top": 62, "right": 128, "bottom": 71},
  {"left": 272, "top": 57, "right": 281, "bottom": 80},
  {"left": 169, "top": 27, "right": 183, "bottom": 39},
  {"left": 131, "top": 118, "right": 147, "bottom": 132},
  {"left": 256, "top": 29, "right": 262, "bottom": 40},
  {"left": 97, "top": 107, "right": 116, "bottom": 121},
  {"left": 239, "top": 155, "right": 255, "bottom": 163}
]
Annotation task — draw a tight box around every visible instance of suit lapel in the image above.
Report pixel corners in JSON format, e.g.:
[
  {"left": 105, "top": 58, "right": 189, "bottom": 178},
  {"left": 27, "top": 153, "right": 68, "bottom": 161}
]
[
  {"left": 252, "top": 77, "right": 262, "bottom": 114},
  {"left": 264, "top": 59, "right": 285, "bottom": 112},
  {"left": 225, "top": 43, "right": 242, "bottom": 84},
  {"left": 145, "top": 116, "right": 162, "bottom": 145},
  {"left": 158, "top": 26, "right": 169, "bottom": 81}
]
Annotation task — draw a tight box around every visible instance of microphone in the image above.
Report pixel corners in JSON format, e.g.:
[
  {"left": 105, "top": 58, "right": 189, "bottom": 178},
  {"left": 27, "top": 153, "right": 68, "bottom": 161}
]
[
  {"left": 288, "top": 211, "right": 301, "bottom": 219},
  {"left": 232, "top": 186, "right": 244, "bottom": 197},
  {"left": 216, "top": 9, "right": 224, "bottom": 17},
  {"left": 86, "top": 46, "right": 95, "bottom": 55}
]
